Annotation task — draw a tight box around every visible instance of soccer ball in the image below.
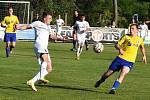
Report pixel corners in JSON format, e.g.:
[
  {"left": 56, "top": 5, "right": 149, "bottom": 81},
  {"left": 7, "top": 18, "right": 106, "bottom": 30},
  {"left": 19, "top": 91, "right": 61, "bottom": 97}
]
[{"left": 93, "top": 42, "right": 104, "bottom": 53}]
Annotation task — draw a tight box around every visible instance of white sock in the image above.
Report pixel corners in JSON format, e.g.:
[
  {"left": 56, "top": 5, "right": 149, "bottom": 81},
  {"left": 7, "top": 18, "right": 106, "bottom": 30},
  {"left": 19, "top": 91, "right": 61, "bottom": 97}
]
[
  {"left": 77, "top": 47, "right": 80, "bottom": 54},
  {"left": 32, "top": 72, "right": 41, "bottom": 83},
  {"left": 40, "top": 62, "right": 48, "bottom": 80},
  {"left": 32, "top": 62, "right": 48, "bottom": 83},
  {"left": 80, "top": 47, "right": 83, "bottom": 54}
]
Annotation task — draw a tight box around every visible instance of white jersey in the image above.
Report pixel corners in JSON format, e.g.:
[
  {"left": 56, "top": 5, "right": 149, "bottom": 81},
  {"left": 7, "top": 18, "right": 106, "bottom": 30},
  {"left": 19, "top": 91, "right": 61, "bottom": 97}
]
[
  {"left": 140, "top": 24, "right": 148, "bottom": 30},
  {"left": 74, "top": 20, "right": 90, "bottom": 34},
  {"left": 139, "top": 23, "right": 148, "bottom": 38},
  {"left": 74, "top": 20, "right": 90, "bottom": 46},
  {"left": 56, "top": 19, "right": 64, "bottom": 31},
  {"left": 30, "top": 21, "right": 51, "bottom": 52}
]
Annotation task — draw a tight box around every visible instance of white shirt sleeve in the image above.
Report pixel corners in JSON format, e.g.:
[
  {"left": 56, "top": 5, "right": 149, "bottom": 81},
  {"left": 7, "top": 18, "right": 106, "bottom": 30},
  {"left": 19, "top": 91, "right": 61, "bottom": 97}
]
[
  {"left": 30, "top": 21, "right": 40, "bottom": 28},
  {"left": 61, "top": 19, "right": 64, "bottom": 24}
]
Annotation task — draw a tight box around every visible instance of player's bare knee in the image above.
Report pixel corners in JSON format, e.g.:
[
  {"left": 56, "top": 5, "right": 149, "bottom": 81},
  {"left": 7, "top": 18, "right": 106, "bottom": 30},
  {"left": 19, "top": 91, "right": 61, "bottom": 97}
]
[
  {"left": 47, "top": 63, "right": 52, "bottom": 72},
  {"left": 105, "top": 70, "right": 113, "bottom": 76},
  {"left": 47, "top": 67, "right": 52, "bottom": 73}
]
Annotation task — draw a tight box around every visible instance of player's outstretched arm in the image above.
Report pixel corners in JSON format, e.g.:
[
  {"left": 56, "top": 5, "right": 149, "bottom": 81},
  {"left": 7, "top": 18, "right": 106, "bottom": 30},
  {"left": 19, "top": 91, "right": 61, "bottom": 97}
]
[
  {"left": 16, "top": 24, "right": 32, "bottom": 30},
  {"left": 140, "top": 45, "right": 147, "bottom": 64}
]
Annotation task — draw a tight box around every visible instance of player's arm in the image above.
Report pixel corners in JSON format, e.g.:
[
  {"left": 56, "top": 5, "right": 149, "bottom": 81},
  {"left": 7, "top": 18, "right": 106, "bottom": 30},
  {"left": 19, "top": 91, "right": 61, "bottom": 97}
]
[
  {"left": 115, "top": 43, "right": 124, "bottom": 55},
  {"left": 73, "top": 22, "right": 78, "bottom": 33},
  {"left": 115, "top": 35, "right": 126, "bottom": 55},
  {"left": 139, "top": 43, "right": 147, "bottom": 64},
  {"left": 86, "top": 22, "right": 91, "bottom": 32},
  {"left": 49, "top": 34, "right": 64, "bottom": 41},
  {"left": 1, "top": 17, "right": 7, "bottom": 27},
  {"left": 16, "top": 24, "right": 32, "bottom": 30},
  {"left": 17, "top": 21, "right": 41, "bottom": 30}
]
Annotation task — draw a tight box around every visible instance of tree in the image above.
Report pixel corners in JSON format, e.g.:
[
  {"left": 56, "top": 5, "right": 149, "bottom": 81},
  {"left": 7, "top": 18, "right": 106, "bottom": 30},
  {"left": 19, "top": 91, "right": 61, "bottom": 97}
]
[{"left": 113, "top": 0, "right": 118, "bottom": 27}]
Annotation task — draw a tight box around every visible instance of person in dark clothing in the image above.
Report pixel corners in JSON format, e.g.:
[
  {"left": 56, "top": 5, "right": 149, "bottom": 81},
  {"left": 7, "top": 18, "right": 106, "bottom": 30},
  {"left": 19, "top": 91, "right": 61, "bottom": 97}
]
[
  {"left": 70, "top": 10, "right": 80, "bottom": 51},
  {"left": 70, "top": 10, "right": 89, "bottom": 51}
]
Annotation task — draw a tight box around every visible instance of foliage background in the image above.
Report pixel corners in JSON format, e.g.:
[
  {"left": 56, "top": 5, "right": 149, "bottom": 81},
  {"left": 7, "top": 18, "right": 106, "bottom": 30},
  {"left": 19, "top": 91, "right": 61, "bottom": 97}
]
[{"left": 2, "top": 0, "right": 150, "bottom": 28}]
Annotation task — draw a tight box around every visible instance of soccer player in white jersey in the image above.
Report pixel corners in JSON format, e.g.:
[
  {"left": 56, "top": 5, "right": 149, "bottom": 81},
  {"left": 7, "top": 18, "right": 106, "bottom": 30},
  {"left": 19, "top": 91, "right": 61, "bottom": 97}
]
[
  {"left": 56, "top": 15, "right": 64, "bottom": 36},
  {"left": 17, "top": 12, "right": 62, "bottom": 91},
  {"left": 74, "top": 14, "right": 90, "bottom": 60},
  {"left": 139, "top": 20, "right": 148, "bottom": 40}
]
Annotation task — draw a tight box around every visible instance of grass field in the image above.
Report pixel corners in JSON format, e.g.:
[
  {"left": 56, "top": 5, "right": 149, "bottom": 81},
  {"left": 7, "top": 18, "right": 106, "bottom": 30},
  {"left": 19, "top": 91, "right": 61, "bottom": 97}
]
[{"left": 0, "top": 41, "right": 150, "bottom": 100}]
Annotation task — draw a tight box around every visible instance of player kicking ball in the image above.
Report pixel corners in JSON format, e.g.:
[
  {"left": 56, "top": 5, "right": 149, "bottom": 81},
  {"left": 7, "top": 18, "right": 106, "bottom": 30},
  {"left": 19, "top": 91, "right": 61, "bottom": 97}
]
[
  {"left": 94, "top": 24, "right": 147, "bottom": 94},
  {"left": 74, "top": 14, "right": 90, "bottom": 60},
  {"left": 17, "top": 12, "right": 64, "bottom": 92}
]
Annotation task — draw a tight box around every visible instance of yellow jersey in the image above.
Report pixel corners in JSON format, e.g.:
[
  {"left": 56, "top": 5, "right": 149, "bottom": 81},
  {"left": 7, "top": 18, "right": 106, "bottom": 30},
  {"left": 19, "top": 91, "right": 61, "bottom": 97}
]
[
  {"left": 118, "top": 34, "right": 144, "bottom": 62},
  {"left": 1, "top": 15, "right": 19, "bottom": 33}
]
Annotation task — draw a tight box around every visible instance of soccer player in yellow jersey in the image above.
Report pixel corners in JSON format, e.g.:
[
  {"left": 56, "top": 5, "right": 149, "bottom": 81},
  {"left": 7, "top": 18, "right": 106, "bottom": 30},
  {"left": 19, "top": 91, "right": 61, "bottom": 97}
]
[
  {"left": 94, "top": 24, "right": 147, "bottom": 94},
  {"left": 1, "top": 7, "right": 19, "bottom": 57}
]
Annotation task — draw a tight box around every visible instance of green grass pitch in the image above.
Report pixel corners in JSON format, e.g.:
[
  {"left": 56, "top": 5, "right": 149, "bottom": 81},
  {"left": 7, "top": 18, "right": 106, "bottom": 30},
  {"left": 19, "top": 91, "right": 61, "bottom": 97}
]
[{"left": 0, "top": 41, "right": 150, "bottom": 100}]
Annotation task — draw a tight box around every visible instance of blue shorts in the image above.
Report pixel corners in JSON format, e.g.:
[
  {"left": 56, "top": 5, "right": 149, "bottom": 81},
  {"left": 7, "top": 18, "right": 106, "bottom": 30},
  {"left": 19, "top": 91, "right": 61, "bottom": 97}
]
[
  {"left": 4, "top": 33, "right": 16, "bottom": 42},
  {"left": 109, "top": 56, "right": 134, "bottom": 71}
]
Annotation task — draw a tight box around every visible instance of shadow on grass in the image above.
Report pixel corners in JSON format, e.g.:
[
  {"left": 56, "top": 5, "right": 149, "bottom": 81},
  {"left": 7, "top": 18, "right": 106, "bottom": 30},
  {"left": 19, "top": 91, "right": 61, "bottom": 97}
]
[
  {"left": 36, "top": 84, "right": 105, "bottom": 94},
  {"left": 0, "top": 84, "right": 31, "bottom": 91},
  {"left": 0, "top": 83, "right": 109, "bottom": 94}
]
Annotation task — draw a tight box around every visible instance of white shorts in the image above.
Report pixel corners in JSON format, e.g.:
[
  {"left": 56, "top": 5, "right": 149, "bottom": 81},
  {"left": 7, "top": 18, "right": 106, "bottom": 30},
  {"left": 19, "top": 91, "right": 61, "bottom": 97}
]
[
  {"left": 56, "top": 28, "right": 62, "bottom": 35},
  {"left": 77, "top": 33, "right": 86, "bottom": 46},
  {"left": 34, "top": 47, "right": 51, "bottom": 65}
]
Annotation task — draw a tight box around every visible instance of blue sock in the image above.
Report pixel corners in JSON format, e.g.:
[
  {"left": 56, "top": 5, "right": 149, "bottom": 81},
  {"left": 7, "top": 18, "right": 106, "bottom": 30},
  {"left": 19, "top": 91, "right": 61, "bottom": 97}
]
[
  {"left": 6, "top": 47, "right": 10, "bottom": 57},
  {"left": 111, "top": 80, "right": 120, "bottom": 90}
]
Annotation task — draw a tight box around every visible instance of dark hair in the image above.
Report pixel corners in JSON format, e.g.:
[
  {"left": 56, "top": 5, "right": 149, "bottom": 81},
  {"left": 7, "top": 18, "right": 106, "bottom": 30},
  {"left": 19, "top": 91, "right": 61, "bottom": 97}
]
[
  {"left": 8, "top": 6, "right": 13, "bottom": 10},
  {"left": 130, "top": 23, "right": 138, "bottom": 29},
  {"left": 80, "top": 14, "right": 85, "bottom": 17},
  {"left": 74, "top": 9, "right": 79, "bottom": 12},
  {"left": 79, "top": 14, "right": 86, "bottom": 19},
  {"left": 42, "top": 12, "right": 52, "bottom": 18}
]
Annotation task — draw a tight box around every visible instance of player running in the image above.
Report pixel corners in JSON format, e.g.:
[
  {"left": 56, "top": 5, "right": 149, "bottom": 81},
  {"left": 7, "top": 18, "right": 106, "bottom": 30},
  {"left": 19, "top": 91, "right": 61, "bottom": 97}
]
[
  {"left": 94, "top": 24, "right": 147, "bottom": 94},
  {"left": 1, "top": 7, "right": 19, "bottom": 57},
  {"left": 17, "top": 12, "right": 63, "bottom": 92},
  {"left": 74, "top": 14, "right": 90, "bottom": 60},
  {"left": 56, "top": 15, "right": 64, "bottom": 37}
]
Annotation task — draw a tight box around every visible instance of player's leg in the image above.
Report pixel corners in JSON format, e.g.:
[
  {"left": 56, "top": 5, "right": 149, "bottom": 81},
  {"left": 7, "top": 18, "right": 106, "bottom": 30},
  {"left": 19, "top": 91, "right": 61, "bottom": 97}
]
[
  {"left": 56, "top": 29, "right": 63, "bottom": 40},
  {"left": 39, "top": 53, "right": 52, "bottom": 83},
  {"left": 47, "top": 54, "right": 52, "bottom": 72},
  {"left": 76, "top": 34, "right": 83, "bottom": 60},
  {"left": 27, "top": 53, "right": 41, "bottom": 91},
  {"left": 10, "top": 33, "right": 16, "bottom": 54},
  {"left": 38, "top": 54, "right": 52, "bottom": 83},
  {"left": 5, "top": 42, "right": 11, "bottom": 57},
  {"left": 71, "top": 31, "right": 77, "bottom": 51},
  {"left": 95, "top": 69, "right": 114, "bottom": 88},
  {"left": 95, "top": 57, "right": 120, "bottom": 88},
  {"left": 32, "top": 53, "right": 49, "bottom": 81},
  {"left": 109, "top": 66, "right": 130, "bottom": 94},
  {"left": 76, "top": 43, "right": 81, "bottom": 60},
  {"left": 27, "top": 53, "right": 50, "bottom": 91},
  {"left": 79, "top": 34, "right": 86, "bottom": 54},
  {"left": 79, "top": 45, "right": 83, "bottom": 54},
  {"left": 5, "top": 33, "right": 11, "bottom": 57},
  {"left": 10, "top": 41, "right": 16, "bottom": 54},
  {"left": 85, "top": 39, "right": 89, "bottom": 51}
]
